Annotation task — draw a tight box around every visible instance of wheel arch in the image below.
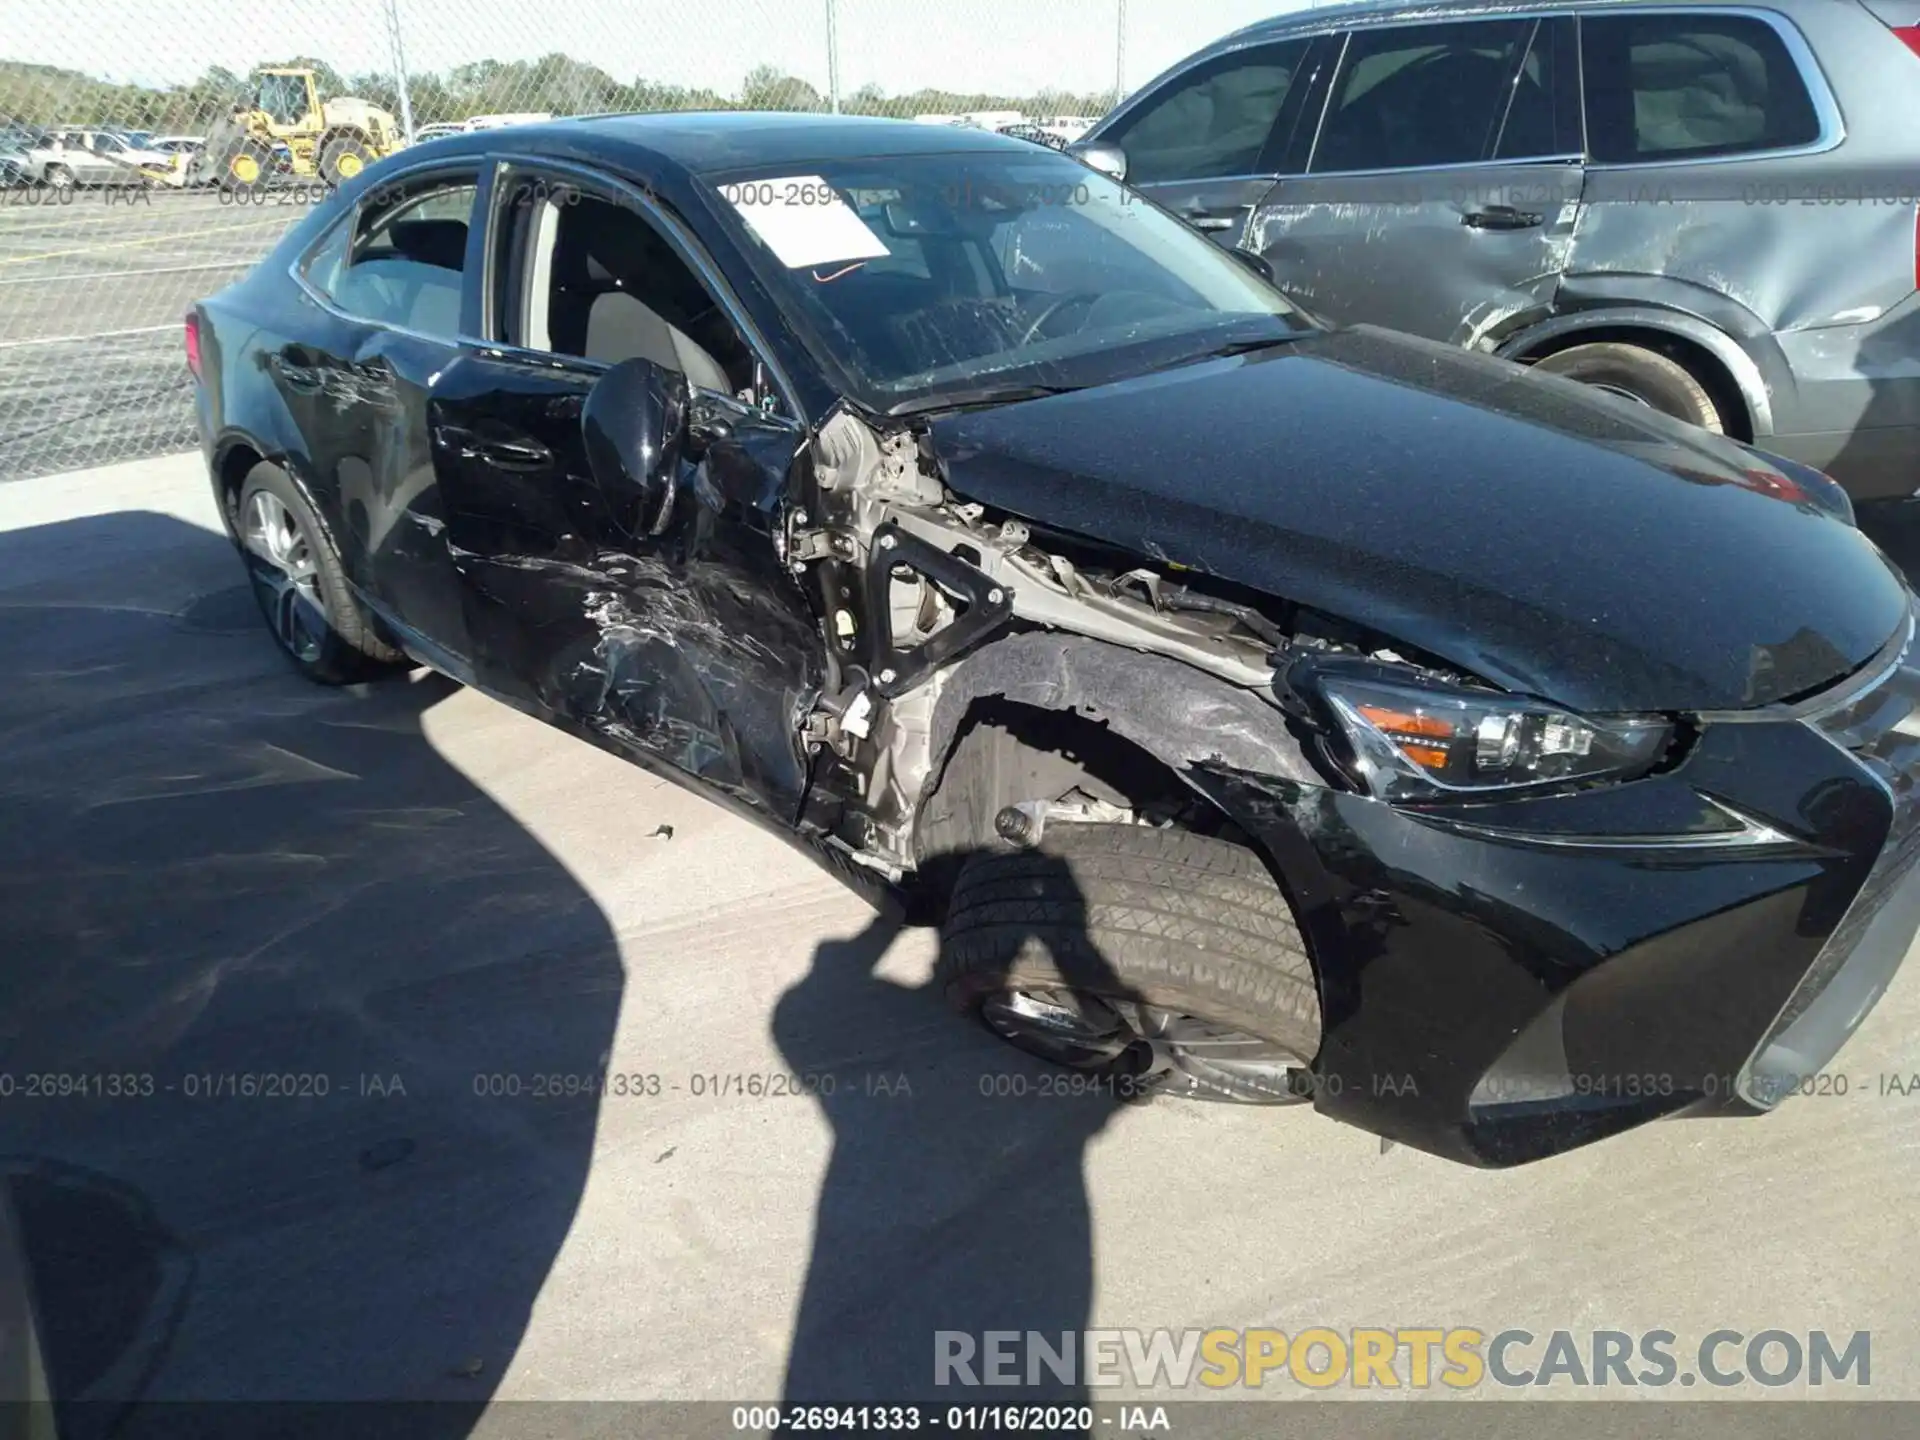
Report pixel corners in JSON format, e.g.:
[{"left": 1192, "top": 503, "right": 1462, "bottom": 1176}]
[
  {"left": 920, "top": 633, "right": 1318, "bottom": 821},
  {"left": 915, "top": 635, "right": 1332, "bottom": 1053},
  {"left": 1497, "top": 306, "right": 1774, "bottom": 441},
  {"left": 211, "top": 436, "right": 350, "bottom": 573}
]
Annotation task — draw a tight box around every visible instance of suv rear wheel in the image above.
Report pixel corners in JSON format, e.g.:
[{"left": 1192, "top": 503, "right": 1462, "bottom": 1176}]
[
  {"left": 1533, "top": 341, "right": 1724, "bottom": 433},
  {"left": 940, "top": 822, "right": 1321, "bottom": 1103}
]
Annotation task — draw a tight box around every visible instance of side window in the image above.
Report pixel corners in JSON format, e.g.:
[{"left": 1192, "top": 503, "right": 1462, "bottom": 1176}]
[
  {"left": 1105, "top": 40, "right": 1311, "bottom": 185},
  {"left": 493, "top": 176, "right": 753, "bottom": 396},
  {"left": 305, "top": 175, "right": 477, "bottom": 338},
  {"left": 1311, "top": 19, "right": 1535, "bottom": 173},
  {"left": 1494, "top": 17, "right": 1581, "bottom": 160},
  {"left": 1580, "top": 13, "right": 1822, "bottom": 163},
  {"left": 257, "top": 74, "right": 308, "bottom": 126}
]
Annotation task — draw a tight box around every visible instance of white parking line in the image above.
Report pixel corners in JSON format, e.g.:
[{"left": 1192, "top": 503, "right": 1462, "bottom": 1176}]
[
  {"left": 0, "top": 261, "right": 251, "bottom": 286},
  {"left": 0, "top": 216, "right": 295, "bottom": 266},
  {"left": 0, "top": 324, "right": 179, "bottom": 349}
]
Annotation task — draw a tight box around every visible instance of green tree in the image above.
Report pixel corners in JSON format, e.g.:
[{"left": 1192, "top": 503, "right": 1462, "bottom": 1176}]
[{"left": 740, "top": 64, "right": 824, "bottom": 112}]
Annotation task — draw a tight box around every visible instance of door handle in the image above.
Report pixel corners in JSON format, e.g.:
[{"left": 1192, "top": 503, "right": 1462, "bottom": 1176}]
[
  {"left": 1461, "top": 204, "right": 1544, "bottom": 231},
  {"left": 1184, "top": 213, "right": 1235, "bottom": 232},
  {"left": 475, "top": 437, "right": 552, "bottom": 470},
  {"left": 431, "top": 424, "right": 552, "bottom": 471}
]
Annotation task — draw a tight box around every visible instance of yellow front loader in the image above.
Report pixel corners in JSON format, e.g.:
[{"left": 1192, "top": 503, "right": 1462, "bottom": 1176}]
[{"left": 190, "top": 67, "right": 403, "bottom": 190}]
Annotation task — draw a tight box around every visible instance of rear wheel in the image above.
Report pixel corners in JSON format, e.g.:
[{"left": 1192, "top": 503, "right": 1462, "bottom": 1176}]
[
  {"left": 42, "top": 164, "right": 73, "bottom": 194},
  {"left": 234, "top": 462, "right": 403, "bottom": 684},
  {"left": 940, "top": 822, "right": 1321, "bottom": 1103},
  {"left": 1532, "top": 341, "right": 1724, "bottom": 433},
  {"left": 319, "top": 134, "right": 374, "bottom": 187}
]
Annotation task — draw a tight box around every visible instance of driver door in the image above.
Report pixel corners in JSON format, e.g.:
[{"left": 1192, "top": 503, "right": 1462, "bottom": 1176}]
[
  {"left": 1093, "top": 35, "right": 1328, "bottom": 248},
  {"left": 427, "top": 162, "right": 826, "bottom": 820}
]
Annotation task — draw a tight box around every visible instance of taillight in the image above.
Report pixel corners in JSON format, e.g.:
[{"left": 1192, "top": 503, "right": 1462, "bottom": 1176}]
[
  {"left": 1893, "top": 24, "right": 1920, "bottom": 59},
  {"left": 183, "top": 310, "right": 201, "bottom": 380}
]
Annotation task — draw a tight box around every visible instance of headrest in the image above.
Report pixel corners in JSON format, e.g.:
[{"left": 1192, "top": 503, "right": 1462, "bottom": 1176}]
[{"left": 387, "top": 218, "right": 468, "bottom": 272}]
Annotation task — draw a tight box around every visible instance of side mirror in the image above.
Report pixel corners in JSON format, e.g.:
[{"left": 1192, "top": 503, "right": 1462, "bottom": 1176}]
[
  {"left": 1066, "top": 140, "right": 1127, "bottom": 182},
  {"left": 581, "top": 356, "right": 688, "bottom": 538},
  {"left": 1231, "top": 248, "right": 1275, "bottom": 283}
]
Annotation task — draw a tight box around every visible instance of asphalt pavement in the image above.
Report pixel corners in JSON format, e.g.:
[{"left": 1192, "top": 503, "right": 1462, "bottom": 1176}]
[
  {"left": 0, "top": 190, "right": 303, "bottom": 481},
  {"left": 3, "top": 452, "right": 1920, "bottom": 1437}
]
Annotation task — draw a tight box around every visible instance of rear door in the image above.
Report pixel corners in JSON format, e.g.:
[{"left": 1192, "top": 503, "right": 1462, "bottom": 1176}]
[
  {"left": 1095, "top": 35, "right": 1327, "bottom": 247},
  {"left": 1249, "top": 16, "right": 1585, "bottom": 344},
  {"left": 425, "top": 159, "right": 825, "bottom": 818},
  {"left": 285, "top": 164, "right": 487, "bottom": 672}
]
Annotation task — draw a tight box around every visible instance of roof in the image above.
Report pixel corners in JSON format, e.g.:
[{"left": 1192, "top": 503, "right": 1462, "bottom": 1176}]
[
  {"left": 1214, "top": 0, "right": 1767, "bottom": 44},
  {"left": 414, "top": 110, "right": 1044, "bottom": 175}
]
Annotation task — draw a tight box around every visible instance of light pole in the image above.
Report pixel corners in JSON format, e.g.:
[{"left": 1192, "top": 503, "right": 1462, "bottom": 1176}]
[
  {"left": 385, "top": 0, "right": 417, "bottom": 142},
  {"left": 826, "top": 0, "right": 842, "bottom": 113},
  {"left": 1115, "top": 0, "right": 1128, "bottom": 104}
]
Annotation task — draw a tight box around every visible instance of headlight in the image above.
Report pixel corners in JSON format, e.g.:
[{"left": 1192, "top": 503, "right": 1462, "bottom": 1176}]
[{"left": 1299, "top": 660, "right": 1672, "bottom": 802}]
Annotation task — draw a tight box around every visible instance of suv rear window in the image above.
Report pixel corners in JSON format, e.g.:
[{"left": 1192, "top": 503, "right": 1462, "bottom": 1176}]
[{"left": 1580, "top": 13, "right": 1823, "bottom": 163}]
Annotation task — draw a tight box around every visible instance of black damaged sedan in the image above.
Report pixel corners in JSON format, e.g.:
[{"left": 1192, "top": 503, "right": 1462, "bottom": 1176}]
[{"left": 188, "top": 113, "right": 1920, "bottom": 1166}]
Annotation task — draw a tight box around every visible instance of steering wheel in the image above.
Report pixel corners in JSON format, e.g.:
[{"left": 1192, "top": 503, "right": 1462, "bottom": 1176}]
[{"left": 1018, "top": 291, "right": 1101, "bottom": 348}]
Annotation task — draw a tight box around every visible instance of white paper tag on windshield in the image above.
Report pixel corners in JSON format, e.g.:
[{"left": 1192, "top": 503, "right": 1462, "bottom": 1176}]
[{"left": 721, "top": 175, "right": 891, "bottom": 269}]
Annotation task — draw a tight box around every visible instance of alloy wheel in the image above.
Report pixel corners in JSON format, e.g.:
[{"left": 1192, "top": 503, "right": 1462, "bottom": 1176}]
[
  {"left": 980, "top": 986, "right": 1310, "bottom": 1103},
  {"left": 240, "top": 489, "right": 327, "bottom": 663}
]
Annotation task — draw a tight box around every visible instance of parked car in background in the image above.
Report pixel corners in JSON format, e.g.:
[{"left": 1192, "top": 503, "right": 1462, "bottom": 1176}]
[
  {"left": 996, "top": 122, "right": 1070, "bottom": 150},
  {"left": 190, "top": 113, "right": 1920, "bottom": 1167},
  {"left": 411, "top": 113, "right": 555, "bottom": 145},
  {"left": 147, "top": 135, "right": 206, "bottom": 156},
  {"left": 465, "top": 111, "right": 554, "bottom": 130},
  {"left": 23, "top": 127, "right": 173, "bottom": 187},
  {"left": 1027, "top": 114, "right": 1097, "bottom": 144},
  {"left": 1072, "top": 0, "right": 1920, "bottom": 502}
]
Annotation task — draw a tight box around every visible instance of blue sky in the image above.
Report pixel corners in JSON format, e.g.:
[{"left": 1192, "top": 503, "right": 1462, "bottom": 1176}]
[{"left": 8, "top": 0, "right": 1321, "bottom": 100}]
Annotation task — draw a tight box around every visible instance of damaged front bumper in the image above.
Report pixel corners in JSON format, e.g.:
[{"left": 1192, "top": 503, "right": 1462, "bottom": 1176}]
[{"left": 1186, "top": 620, "right": 1920, "bottom": 1167}]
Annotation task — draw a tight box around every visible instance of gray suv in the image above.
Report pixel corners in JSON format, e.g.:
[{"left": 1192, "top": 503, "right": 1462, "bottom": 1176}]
[{"left": 1075, "top": 0, "right": 1920, "bottom": 501}]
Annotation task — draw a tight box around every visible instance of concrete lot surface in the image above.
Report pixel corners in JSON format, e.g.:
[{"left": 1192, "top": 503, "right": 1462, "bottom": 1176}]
[{"left": 4, "top": 453, "right": 1920, "bottom": 1430}]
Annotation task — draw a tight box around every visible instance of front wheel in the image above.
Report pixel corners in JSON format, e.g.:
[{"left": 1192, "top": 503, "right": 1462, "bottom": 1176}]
[
  {"left": 234, "top": 462, "right": 403, "bottom": 684},
  {"left": 42, "top": 164, "right": 74, "bottom": 194},
  {"left": 940, "top": 823, "right": 1321, "bottom": 1103}
]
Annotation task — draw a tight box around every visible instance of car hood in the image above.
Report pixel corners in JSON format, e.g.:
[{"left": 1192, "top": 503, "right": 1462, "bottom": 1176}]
[{"left": 930, "top": 325, "right": 1909, "bottom": 713}]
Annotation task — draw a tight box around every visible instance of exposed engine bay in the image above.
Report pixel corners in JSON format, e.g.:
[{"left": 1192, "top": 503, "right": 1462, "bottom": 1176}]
[{"left": 782, "top": 408, "right": 1428, "bottom": 881}]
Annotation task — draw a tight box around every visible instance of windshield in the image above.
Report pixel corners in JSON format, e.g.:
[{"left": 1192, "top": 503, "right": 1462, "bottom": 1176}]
[{"left": 702, "top": 147, "right": 1308, "bottom": 413}]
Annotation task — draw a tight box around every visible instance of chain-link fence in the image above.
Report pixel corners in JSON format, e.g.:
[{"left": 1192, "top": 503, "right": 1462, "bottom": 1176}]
[{"left": 0, "top": 0, "right": 1317, "bottom": 481}]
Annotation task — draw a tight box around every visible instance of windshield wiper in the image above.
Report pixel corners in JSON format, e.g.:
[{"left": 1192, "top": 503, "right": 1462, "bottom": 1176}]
[
  {"left": 884, "top": 382, "right": 1081, "bottom": 417},
  {"left": 1171, "top": 331, "right": 1309, "bottom": 368}
]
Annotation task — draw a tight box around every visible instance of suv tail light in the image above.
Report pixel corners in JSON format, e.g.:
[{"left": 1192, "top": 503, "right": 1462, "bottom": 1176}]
[
  {"left": 183, "top": 310, "right": 201, "bottom": 380},
  {"left": 1893, "top": 24, "right": 1920, "bottom": 59}
]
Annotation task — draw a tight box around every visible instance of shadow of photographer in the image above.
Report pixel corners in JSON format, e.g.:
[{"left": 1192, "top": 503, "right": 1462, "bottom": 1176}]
[
  {"left": 0, "top": 509, "right": 624, "bottom": 1439},
  {"left": 772, "top": 847, "right": 1143, "bottom": 1430}
]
